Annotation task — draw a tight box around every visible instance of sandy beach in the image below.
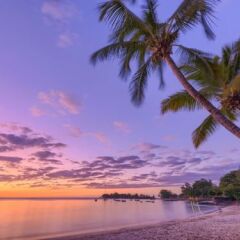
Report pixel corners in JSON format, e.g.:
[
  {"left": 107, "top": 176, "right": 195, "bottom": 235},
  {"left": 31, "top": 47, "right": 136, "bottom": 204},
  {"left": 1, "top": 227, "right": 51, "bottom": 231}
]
[{"left": 44, "top": 206, "right": 240, "bottom": 240}]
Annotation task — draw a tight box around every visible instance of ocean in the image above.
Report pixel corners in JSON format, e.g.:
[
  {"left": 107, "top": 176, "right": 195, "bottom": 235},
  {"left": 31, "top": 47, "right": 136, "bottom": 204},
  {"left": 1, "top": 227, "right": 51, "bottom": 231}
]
[{"left": 0, "top": 198, "right": 217, "bottom": 239}]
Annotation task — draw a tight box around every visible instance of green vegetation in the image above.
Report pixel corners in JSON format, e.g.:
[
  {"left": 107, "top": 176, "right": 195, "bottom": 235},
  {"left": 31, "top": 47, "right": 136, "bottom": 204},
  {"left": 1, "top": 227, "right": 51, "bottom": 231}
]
[
  {"left": 159, "top": 189, "right": 178, "bottom": 200},
  {"left": 161, "top": 40, "right": 240, "bottom": 147},
  {"left": 220, "top": 170, "right": 240, "bottom": 200},
  {"left": 181, "top": 179, "right": 220, "bottom": 199},
  {"left": 161, "top": 170, "right": 240, "bottom": 202},
  {"left": 102, "top": 193, "right": 155, "bottom": 200},
  {"left": 91, "top": 0, "right": 240, "bottom": 147}
]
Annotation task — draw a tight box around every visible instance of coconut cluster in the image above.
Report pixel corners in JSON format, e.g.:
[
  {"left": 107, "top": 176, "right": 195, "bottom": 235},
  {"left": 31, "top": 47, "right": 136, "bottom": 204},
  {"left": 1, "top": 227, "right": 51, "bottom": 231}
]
[
  {"left": 221, "top": 93, "right": 240, "bottom": 113},
  {"left": 148, "top": 34, "right": 176, "bottom": 63}
]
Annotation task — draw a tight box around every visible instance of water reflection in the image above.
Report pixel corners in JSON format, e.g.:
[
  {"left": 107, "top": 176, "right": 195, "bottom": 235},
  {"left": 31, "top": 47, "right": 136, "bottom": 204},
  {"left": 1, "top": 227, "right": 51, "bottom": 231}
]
[{"left": 0, "top": 199, "right": 217, "bottom": 239}]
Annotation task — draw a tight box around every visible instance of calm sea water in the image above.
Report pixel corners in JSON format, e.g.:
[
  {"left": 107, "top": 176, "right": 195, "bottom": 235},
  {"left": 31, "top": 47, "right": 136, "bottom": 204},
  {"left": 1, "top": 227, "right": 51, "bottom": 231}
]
[{"left": 0, "top": 199, "right": 217, "bottom": 240}]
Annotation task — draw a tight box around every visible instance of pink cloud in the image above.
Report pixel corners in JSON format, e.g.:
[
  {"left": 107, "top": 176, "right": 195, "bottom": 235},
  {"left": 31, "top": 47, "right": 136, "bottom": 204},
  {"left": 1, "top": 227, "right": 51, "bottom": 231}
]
[
  {"left": 41, "top": 1, "right": 79, "bottom": 48},
  {"left": 38, "top": 91, "right": 54, "bottom": 105},
  {"left": 89, "top": 132, "right": 109, "bottom": 145},
  {"left": 0, "top": 123, "right": 32, "bottom": 134},
  {"left": 64, "top": 124, "right": 109, "bottom": 144},
  {"left": 133, "top": 142, "right": 166, "bottom": 153},
  {"left": 57, "top": 32, "right": 78, "bottom": 48},
  {"left": 30, "top": 107, "right": 46, "bottom": 117},
  {"left": 162, "top": 135, "right": 176, "bottom": 142},
  {"left": 64, "top": 124, "right": 82, "bottom": 138},
  {"left": 57, "top": 91, "right": 80, "bottom": 114},
  {"left": 113, "top": 121, "right": 131, "bottom": 134},
  {"left": 38, "top": 90, "right": 81, "bottom": 115},
  {"left": 41, "top": 0, "right": 78, "bottom": 22}
]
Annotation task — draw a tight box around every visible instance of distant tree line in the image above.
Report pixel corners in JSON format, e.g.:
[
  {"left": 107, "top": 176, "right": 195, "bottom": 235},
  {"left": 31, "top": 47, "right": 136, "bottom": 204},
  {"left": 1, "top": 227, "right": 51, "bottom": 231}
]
[
  {"left": 160, "top": 169, "right": 240, "bottom": 201},
  {"left": 159, "top": 190, "right": 178, "bottom": 200},
  {"left": 102, "top": 193, "right": 155, "bottom": 200}
]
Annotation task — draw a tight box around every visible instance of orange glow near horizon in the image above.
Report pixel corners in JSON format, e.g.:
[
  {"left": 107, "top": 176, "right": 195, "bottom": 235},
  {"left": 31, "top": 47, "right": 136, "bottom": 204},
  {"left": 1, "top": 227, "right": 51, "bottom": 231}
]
[{"left": 0, "top": 184, "right": 180, "bottom": 198}]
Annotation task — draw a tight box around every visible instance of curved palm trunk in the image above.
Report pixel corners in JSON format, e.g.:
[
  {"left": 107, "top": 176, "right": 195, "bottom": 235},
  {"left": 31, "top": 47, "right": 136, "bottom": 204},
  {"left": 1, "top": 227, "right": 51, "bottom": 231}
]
[{"left": 165, "top": 55, "right": 240, "bottom": 139}]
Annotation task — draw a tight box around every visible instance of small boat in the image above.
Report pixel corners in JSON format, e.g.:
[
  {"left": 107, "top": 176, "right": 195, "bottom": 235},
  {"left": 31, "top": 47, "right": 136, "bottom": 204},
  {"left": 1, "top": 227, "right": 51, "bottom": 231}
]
[
  {"left": 94, "top": 199, "right": 98, "bottom": 202},
  {"left": 198, "top": 201, "right": 216, "bottom": 205},
  {"left": 121, "top": 200, "right": 126, "bottom": 202}
]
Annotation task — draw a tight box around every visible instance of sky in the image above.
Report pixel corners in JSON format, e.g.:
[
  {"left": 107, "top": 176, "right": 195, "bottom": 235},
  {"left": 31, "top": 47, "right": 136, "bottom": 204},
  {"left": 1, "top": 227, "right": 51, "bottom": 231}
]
[{"left": 0, "top": 0, "right": 239, "bottom": 198}]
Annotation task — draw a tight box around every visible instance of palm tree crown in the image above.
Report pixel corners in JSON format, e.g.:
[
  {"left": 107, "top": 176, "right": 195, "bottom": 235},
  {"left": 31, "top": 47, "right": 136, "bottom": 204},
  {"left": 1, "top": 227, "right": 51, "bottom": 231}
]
[
  {"left": 161, "top": 40, "right": 240, "bottom": 147},
  {"left": 91, "top": 0, "right": 218, "bottom": 105}
]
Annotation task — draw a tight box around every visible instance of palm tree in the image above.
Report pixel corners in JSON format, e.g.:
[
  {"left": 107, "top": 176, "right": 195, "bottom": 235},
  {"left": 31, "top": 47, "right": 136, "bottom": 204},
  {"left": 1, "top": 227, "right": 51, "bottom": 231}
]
[
  {"left": 91, "top": 0, "right": 240, "bottom": 140},
  {"left": 161, "top": 40, "right": 240, "bottom": 147}
]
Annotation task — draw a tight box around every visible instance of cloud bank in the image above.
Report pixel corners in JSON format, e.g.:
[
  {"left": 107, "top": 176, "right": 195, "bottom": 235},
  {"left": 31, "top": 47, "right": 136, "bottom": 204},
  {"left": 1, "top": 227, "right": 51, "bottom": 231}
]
[{"left": 0, "top": 123, "right": 238, "bottom": 191}]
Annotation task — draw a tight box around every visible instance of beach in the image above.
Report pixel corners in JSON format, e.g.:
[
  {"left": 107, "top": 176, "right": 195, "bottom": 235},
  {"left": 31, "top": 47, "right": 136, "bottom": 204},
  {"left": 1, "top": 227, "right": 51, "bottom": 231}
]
[{"left": 46, "top": 206, "right": 240, "bottom": 240}]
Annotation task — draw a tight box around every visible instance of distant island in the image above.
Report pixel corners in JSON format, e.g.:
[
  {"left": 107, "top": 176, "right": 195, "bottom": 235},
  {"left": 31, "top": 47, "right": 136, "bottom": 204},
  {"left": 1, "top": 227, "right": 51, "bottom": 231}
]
[{"left": 101, "top": 193, "right": 155, "bottom": 200}]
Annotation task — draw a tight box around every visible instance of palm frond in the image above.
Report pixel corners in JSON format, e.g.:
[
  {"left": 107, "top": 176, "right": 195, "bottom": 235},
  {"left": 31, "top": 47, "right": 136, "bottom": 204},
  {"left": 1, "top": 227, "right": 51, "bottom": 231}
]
[
  {"left": 221, "top": 41, "right": 240, "bottom": 85},
  {"left": 118, "top": 43, "right": 147, "bottom": 79},
  {"left": 229, "top": 47, "right": 240, "bottom": 80},
  {"left": 142, "top": 0, "right": 159, "bottom": 34},
  {"left": 98, "top": 0, "right": 153, "bottom": 39},
  {"left": 157, "top": 61, "right": 165, "bottom": 89},
  {"left": 90, "top": 41, "right": 145, "bottom": 65},
  {"left": 192, "top": 107, "right": 237, "bottom": 148},
  {"left": 176, "top": 45, "right": 215, "bottom": 82},
  {"left": 176, "top": 45, "right": 212, "bottom": 65},
  {"left": 129, "top": 58, "right": 152, "bottom": 106},
  {"left": 180, "top": 61, "right": 222, "bottom": 96},
  {"left": 168, "top": 0, "right": 219, "bottom": 39},
  {"left": 198, "top": 0, "right": 218, "bottom": 39},
  {"left": 168, "top": 0, "right": 198, "bottom": 31},
  {"left": 161, "top": 90, "right": 202, "bottom": 114},
  {"left": 118, "top": 48, "right": 136, "bottom": 79},
  {"left": 222, "top": 46, "right": 231, "bottom": 66},
  {"left": 233, "top": 38, "right": 240, "bottom": 54},
  {"left": 192, "top": 114, "right": 218, "bottom": 148}
]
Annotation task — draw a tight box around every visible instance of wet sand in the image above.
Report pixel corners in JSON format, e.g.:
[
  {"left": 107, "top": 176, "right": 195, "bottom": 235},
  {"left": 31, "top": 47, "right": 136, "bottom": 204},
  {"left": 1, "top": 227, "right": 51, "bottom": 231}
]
[{"left": 44, "top": 206, "right": 240, "bottom": 240}]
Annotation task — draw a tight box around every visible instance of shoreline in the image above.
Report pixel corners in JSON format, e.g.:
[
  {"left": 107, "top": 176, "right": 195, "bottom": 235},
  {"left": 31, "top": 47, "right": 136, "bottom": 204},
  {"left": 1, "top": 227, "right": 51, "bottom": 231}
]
[{"left": 41, "top": 205, "right": 235, "bottom": 240}]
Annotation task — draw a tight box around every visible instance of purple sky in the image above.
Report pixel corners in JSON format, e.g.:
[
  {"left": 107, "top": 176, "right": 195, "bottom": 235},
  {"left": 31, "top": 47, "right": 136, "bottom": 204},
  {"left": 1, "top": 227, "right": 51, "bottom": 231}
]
[{"left": 0, "top": 0, "right": 239, "bottom": 197}]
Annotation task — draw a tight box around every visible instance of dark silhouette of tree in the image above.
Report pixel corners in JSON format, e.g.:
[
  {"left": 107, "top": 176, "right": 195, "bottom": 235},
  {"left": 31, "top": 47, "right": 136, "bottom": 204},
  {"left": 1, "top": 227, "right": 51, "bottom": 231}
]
[
  {"left": 220, "top": 170, "right": 240, "bottom": 200},
  {"left": 102, "top": 192, "right": 155, "bottom": 199},
  {"left": 181, "top": 179, "right": 220, "bottom": 199},
  {"left": 159, "top": 189, "right": 178, "bottom": 199}
]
